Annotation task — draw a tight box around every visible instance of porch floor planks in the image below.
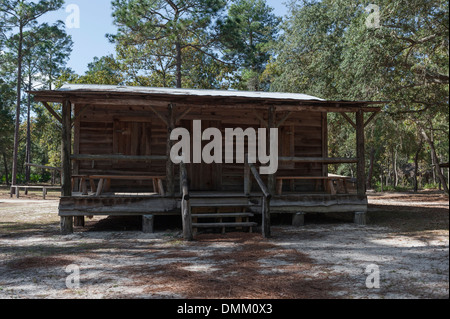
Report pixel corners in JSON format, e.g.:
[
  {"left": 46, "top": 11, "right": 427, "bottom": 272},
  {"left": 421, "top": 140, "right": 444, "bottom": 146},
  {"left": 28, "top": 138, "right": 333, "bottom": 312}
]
[{"left": 60, "top": 192, "right": 367, "bottom": 217}]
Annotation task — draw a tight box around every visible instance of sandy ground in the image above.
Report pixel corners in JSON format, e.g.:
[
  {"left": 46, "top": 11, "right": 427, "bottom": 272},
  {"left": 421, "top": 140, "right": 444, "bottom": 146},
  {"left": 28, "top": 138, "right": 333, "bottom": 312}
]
[{"left": 0, "top": 188, "right": 448, "bottom": 299}]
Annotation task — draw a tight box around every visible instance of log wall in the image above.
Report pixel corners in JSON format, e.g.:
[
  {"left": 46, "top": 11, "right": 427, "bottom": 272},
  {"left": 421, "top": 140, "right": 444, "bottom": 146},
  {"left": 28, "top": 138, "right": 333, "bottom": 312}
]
[{"left": 74, "top": 104, "right": 326, "bottom": 192}]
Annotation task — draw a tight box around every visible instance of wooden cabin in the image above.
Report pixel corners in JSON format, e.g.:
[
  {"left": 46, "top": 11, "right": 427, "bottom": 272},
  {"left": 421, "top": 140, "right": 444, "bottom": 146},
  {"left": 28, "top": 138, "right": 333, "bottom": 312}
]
[{"left": 31, "top": 84, "right": 381, "bottom": 238}]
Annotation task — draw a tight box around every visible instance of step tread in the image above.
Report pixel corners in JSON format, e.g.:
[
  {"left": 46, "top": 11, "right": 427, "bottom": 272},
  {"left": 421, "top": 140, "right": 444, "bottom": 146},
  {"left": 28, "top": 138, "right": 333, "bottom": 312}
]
[
  {"left": 192, "top": 222, "right": 258, "bottom": 228},
  {"left": 192, "top": 213, "right": 254, "bottom": 218},
  {"left": 190, "top": 202, "right": 252, "bottom": 207}
]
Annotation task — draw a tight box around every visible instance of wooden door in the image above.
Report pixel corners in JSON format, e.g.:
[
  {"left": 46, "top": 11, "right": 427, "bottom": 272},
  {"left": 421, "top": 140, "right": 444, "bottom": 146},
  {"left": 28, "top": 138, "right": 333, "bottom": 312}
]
[
  {"left": 183, "top": 120, "right": 222, "bottom": 191},
  {"left": 113, "top": 119, "right": 152, "bottom": 156}
]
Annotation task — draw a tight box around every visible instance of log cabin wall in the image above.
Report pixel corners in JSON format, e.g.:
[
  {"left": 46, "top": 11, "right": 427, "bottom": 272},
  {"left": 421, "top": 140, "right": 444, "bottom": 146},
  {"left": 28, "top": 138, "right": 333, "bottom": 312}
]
[{"left": 74, "top": 103, "right": 327, "bottom": 193}]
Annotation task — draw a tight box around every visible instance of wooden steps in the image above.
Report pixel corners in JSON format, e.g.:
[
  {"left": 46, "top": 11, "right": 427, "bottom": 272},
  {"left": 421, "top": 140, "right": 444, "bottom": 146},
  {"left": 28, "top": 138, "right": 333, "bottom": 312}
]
[
  {"left": 191, "top": 212, "right": 254, "bottom": 219},
  {"left": 193, "top": 222, "right": 257, "bottom": 228},
  {"left": 191, "top": 205, "right": 257, "bottom": 235}
]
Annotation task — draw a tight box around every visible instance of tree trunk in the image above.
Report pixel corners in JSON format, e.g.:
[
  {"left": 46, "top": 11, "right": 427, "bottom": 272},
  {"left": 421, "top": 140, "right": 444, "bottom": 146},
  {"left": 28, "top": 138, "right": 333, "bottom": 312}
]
[
  {"left": 392, "top": 147, "right": 399, "bottom": 187},
  {"left": 413, "top": 142, "right": 423, "bottom": 193},
  {"left": 25, "top": 74, "right": 32, "bottom": 183},
  {"left": 176, "top": 41, "right": 182, "bottom": 88},
  {"left": 367, "top": 147, "right": 375, "bottom": 189},
  {"left": 430, "top": 130, "right": 436, "bottom": 184},
  {"left": 2, "top": 152, "right": 10, "bottom": 187},
  {"left": 421, "top": 129, "right": 449, "bottom": 194},
  {"left": 11, "top": 23, "right": 24, "bottom": 190}
]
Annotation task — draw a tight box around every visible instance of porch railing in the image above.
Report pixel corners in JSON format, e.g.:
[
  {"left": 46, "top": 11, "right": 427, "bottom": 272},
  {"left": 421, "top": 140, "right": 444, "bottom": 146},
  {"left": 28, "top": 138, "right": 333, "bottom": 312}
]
[
  {"left": 180, "top": 161, "right": 193, "bottom": 241},
  {"left": 244, "top": 154, "right": 272, "bottom": 238}
]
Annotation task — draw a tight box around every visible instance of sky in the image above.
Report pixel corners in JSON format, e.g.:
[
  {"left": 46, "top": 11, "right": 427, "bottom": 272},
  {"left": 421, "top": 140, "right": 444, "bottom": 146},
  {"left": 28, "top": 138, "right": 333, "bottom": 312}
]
[{"left": 38, "top": 0, "right": 289, "bottom": 75}]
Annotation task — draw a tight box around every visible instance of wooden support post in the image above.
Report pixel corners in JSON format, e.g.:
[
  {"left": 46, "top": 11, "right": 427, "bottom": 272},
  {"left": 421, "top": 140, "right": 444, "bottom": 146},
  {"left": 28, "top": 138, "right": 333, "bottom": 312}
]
[
  {"left": 61, "top": 99, "right": 73, "bottom": 234},
  {"left": 181, "top": 190, "right": 192, "bottom": 240},
  {"left": 292, "top": 212, "right": 305, "bottom": 227},
  {"left": 262, "top": 195, "right": 271, "bottom": 238},
  {"left": 61, "top": 100, "right": 72, "bottom": 197},
  {"left": 152, "top": 179, "right": 158, "bottom": 193},
  {"left": 354, "top": 212, "right": 366, "bottom": 226},
  {"left": 267, "top": 106, "right": 276, "bottom": 195},
  {"left": 42, "top": 187, "right": 47, "bottom": 200},
  {"left": 96, "top": 179, "right": 104, "bottom": 196},
  {"left": 74, "top": 216, "right": 85, "bottom": 227},
  {"left": 89, "top": 178, "right": 96, "bottom": 193},
  {"left": 104, "top": 179, "right": 111, "bottom": 192},
  {"left": 166, "top": 104, "right": 175, "bottom": 196},
  {"left": 327, "top": 180, "right": 337, "bottom": 195},
  {"left": 356, "top": 109, "right": 366, "bottom": 199},
  {"left": 180, "top": 162, "right": 193, "bottom": 241},
  {"left": 15, "top": 186, "right": 19, "bottom": 199},
  {"left": 276, "top": 179, "right": 283, "bottom": 195},
  {"left": 60, "top": 216, "right": 73, "bottom": 235},
  {"left": 142, "top": 215, "right": 155, "bottom": 233},
  {"left": 81, "top": 178, "right": 88, "bottom": 195},
  {"left": 244, "top": 159, "right": 252, "bottom": 196},
  {"left": 157, "top": 179, "right": 165, "bottom": 196}
]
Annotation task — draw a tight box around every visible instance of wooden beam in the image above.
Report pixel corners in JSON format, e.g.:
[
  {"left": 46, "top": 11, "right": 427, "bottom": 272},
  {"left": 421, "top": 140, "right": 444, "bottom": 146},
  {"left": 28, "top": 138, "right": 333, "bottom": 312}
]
[
  {"left": 71, "top": 154, "right": 168, "bottom": 161},
  {"left": 253, "top": 109, "right": 268, "bottom": 128},
  {"left": 175, "top": 107, "right": 193, "bottom": 124},
  {"left": 279, "top": 157, "right": 358, "bottom": 164},
  {"left": 32, "top": 95, "right": 382, "bottom": 113},
  {"left": 71, "top": 104, "right": 89, "bottom": 127},
  {"left": 364, "top": 112, "right": 379, "bottom": 128},
  {"left": 356, "top": 110, "right": 366, "bottom": 198},
  {"left": 276, "top": 112, "right": 293, "bottom": 128},
  {"left": 340, "top": 112, "right": 356, "bottom": 129},
  {"left": 41, "top": 101, "right": 62, "bottom": 123},
  {"left": 149, "top": 105, "right": 168, "bottom": 126}
]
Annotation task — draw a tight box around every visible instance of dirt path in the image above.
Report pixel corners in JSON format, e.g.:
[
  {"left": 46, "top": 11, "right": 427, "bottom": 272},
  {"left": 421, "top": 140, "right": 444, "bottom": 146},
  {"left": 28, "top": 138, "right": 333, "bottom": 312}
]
[{"left": 0, "top": 190, "right": 448, "bottom": 299}]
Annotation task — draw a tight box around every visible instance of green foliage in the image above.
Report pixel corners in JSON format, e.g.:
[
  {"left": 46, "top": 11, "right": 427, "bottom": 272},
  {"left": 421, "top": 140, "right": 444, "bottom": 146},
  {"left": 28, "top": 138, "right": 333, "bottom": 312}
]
[
  {"left": 270, "top": 0, "right": 449, "bottom": 191},
  {"left": 109, "top": 0, "right": 228, "bottom": 88},
  {"left": 221, "top": 0, "right": 281, "bottom": 90},
  {"left": 0, "top": 0, "right": 68, "bottom": 182},
  {"left": 74, "top": 55, "right": 124, "bottom": 85}
]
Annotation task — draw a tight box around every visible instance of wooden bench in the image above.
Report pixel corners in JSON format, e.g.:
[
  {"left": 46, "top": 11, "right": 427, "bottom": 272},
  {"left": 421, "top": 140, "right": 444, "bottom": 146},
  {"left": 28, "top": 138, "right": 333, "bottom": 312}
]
[
  {"left": 10, "top": 185, "right": 61, "bottom": 199},
  {"left": 76, "top": 175, "right": 166, "bottom": 196},
  {"left": 276, "top": 176, "right": 354, "bottom": 195}
]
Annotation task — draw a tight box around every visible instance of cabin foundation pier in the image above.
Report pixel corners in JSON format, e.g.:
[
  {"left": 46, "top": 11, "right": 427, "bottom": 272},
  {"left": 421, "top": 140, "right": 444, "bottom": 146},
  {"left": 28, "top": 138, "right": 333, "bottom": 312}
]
[
  {"left": 142, "top": 215, "right": 155, "bottom": 233},
  {"left": 60, "top": 216, "right": 74, "bottom": 235},
  {"left": 292, "top": 212, "right": 305, "bottom": 227},
  {"left": 74, "top": 216, "right": 85, "bottom": 227},
  {"left": 354, "top": 212, "right": 367, "bottom": 226}
]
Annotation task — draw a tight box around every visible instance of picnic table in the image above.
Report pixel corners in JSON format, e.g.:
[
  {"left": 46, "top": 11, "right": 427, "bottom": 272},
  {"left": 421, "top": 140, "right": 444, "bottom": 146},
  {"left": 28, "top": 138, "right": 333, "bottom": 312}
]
[
  {"left": 73, "top": 175, "right": 166, "bottom": 196},
  {"left": 276, "top": 175, "right": 355, "bottom": 195},
  {"left": 10, "top": 185, "right": 61, "bottom": 199}
]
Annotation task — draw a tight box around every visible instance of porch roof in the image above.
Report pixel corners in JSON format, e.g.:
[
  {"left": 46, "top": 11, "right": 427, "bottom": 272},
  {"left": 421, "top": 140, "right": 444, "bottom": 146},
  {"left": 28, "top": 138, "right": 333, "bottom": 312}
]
[{"left": 31, "top": 84, "right": 385, "bottom": 112}]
